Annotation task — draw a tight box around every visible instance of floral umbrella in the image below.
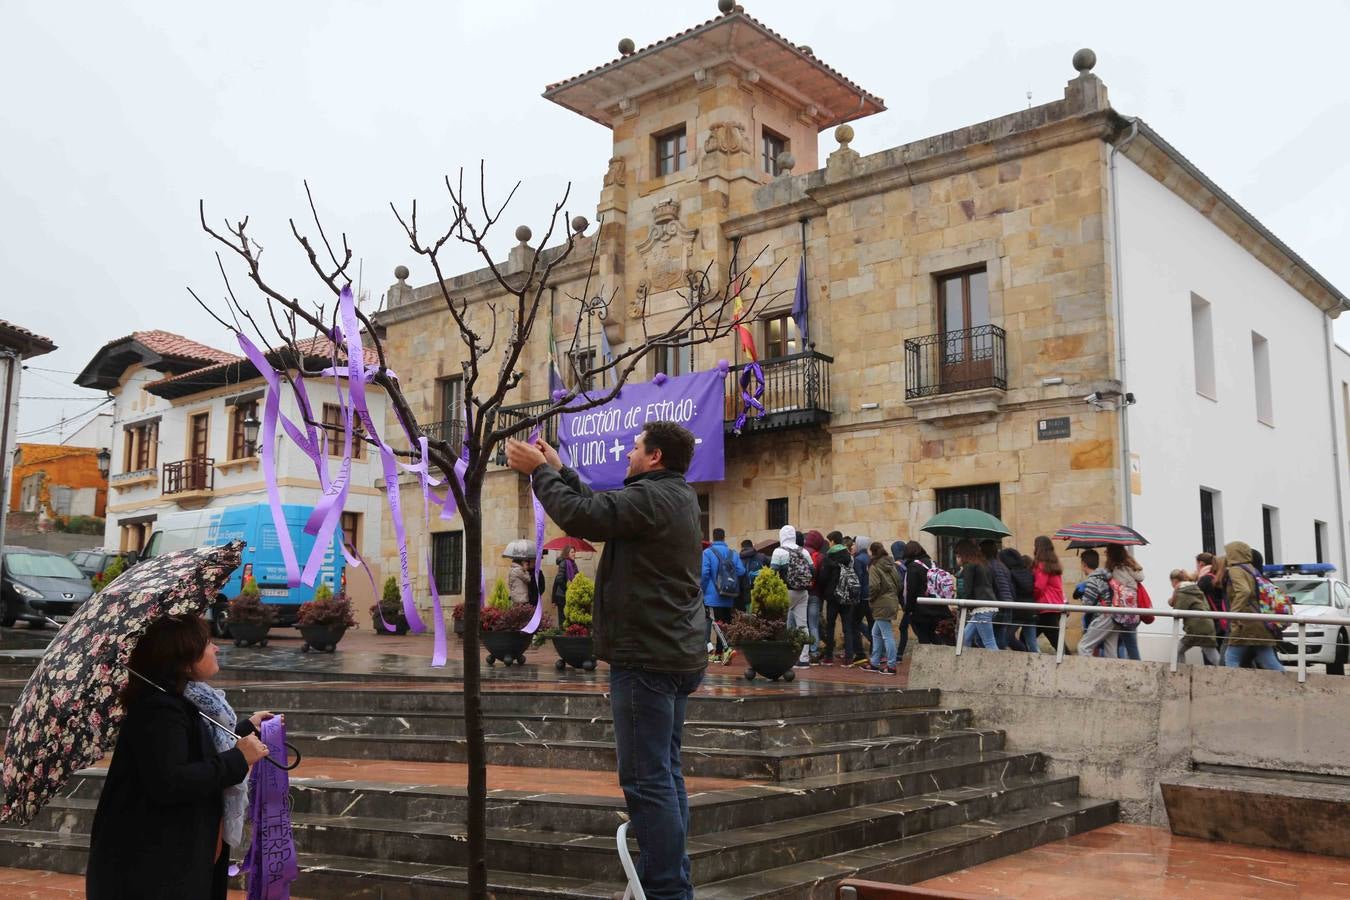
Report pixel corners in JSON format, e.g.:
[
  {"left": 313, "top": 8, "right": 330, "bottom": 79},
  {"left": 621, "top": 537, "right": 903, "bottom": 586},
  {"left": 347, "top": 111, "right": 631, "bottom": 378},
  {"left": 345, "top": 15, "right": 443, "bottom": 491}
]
[{"left": 0, "top": 540, "right": 244, "bottom": 826}]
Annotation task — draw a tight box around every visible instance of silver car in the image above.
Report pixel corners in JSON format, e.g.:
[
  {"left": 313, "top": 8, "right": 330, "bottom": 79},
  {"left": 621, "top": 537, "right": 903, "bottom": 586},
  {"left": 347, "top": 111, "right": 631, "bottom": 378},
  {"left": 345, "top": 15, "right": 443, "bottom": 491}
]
[{"left": 1275, "top": 569, "right": 1350, "bottom": 674}]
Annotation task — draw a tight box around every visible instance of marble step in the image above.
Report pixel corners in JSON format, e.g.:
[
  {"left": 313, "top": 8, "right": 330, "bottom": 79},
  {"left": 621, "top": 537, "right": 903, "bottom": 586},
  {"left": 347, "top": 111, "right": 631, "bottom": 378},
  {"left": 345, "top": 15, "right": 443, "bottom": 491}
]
[
  {"left": 694, "top": 796, "right": 1120, "bottom": 899},
  {"left": 0, "top": 630, "right": 53, "bottom": 650},
  {"left": 247, "top": 704, "right": 972, "bottom": 750},
  {"left": 19, "top": 773, "right": 1079, "bottom": 885},
  {"left": 0, "top": 829, "right": 604, "bottom": 900},
  {"left": 214, "top": 682, "right": 940, "bottom": 722},
  {"left": 40, "top": 750, "right": 1047, "bottom": 837},
  {"left": 277, "top": 726, "right": 1006, "bottom": 780}
]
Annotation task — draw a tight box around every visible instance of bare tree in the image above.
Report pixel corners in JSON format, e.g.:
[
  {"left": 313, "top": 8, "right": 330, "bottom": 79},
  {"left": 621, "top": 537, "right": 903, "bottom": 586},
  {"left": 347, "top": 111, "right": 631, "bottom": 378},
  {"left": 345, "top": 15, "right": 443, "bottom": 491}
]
[{"left": 196, "top": 170, "right": 781, "bottom": 897}]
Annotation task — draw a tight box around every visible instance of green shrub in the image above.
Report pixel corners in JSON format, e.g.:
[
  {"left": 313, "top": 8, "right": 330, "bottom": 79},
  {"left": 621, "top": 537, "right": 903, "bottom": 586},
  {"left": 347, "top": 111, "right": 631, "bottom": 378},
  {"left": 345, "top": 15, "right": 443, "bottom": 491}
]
[
  {"left": 240, "top": 576, "right": 261, "bottom": 599},
  {"left": 563, "top": 574, "right": 594, "bottom": 628},
  {"left": 313, "top": 582, "right": 334, "bottom": 602},
  {"left": 750, "top": 567, "right": 789, "bottom": 620},
  {"left": 488, "top": 577, "right": 511, "bottom": 612},
  {"left": 92, "top": 554, "right": 129, "bottom": 592}
]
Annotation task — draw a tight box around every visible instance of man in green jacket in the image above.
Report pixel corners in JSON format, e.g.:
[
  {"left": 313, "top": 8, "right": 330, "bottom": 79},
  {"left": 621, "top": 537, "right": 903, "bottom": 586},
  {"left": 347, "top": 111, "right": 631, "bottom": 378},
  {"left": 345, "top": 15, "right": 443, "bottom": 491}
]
[{"left": 506, "top": 421, "right": 704, "bottom": 900}]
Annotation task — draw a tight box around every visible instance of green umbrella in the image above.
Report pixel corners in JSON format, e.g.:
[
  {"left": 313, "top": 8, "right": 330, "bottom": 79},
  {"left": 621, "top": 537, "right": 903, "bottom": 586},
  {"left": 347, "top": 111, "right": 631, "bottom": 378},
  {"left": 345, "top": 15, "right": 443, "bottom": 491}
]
[{"left": 920, "top": 508, "right": 1012, "bottom": 540}]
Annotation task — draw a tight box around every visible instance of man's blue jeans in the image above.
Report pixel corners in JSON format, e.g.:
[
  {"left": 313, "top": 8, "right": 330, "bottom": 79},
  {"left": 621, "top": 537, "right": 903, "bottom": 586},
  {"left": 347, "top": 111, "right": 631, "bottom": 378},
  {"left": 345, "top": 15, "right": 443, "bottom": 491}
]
[
  {"left": 610, "top": 667, "right": 705, "bottom": 900},
  {"left": 1224, "top": 644, "right": 1285, "bottom": 671},
  {"left": 1116, "top": 627, "right": 1141, "bottom": 660},
  {"left": 807, "top": 594, "right": 822, "bottom": 660}
]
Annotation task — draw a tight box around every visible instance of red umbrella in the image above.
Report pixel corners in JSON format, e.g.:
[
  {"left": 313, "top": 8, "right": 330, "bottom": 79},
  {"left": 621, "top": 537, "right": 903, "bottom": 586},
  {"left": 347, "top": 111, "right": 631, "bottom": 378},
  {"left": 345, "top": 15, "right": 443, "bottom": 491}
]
[{"left": 542, "top": 536, "right": 597, "bottom": 553}]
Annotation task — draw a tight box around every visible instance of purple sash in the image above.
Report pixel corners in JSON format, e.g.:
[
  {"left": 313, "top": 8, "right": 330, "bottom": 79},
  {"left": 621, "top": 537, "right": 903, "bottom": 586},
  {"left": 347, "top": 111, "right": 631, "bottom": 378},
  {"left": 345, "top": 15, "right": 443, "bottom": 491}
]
[{"left": 242, "top": 718, "right": 297, "bottom": 899}]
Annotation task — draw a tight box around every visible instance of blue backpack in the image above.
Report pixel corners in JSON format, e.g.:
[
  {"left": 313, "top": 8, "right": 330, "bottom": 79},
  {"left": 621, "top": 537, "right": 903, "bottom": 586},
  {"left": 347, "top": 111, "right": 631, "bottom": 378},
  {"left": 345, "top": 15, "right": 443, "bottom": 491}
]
[{"left": 714, "top": 548, "right": 741, "bottom": 599}]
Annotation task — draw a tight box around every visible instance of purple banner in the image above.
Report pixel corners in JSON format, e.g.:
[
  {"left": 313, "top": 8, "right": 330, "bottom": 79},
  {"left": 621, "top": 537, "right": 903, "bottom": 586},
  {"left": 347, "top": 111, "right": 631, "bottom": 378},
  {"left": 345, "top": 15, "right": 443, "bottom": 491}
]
[
  {"left": 242, "top": 717, "right": 296, "bottom": 899},
  {"left": 557, "top": 369, "right": 726, "bottom": 491}
]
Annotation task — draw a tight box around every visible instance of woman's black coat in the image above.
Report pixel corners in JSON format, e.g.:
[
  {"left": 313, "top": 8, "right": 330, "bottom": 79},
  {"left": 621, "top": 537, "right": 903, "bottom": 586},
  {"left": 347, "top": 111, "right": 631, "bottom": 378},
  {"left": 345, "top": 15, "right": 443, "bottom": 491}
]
[{"left": 86, "top": 689, "right": 252, "bottom": 899}]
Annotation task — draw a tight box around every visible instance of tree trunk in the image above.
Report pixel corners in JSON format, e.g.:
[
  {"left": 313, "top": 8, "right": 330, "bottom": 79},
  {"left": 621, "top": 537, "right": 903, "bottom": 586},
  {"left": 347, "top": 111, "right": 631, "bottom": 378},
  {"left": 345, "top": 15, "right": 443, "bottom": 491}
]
[{"left": 461, "top": 501, "right": 488, "bottom": 896}]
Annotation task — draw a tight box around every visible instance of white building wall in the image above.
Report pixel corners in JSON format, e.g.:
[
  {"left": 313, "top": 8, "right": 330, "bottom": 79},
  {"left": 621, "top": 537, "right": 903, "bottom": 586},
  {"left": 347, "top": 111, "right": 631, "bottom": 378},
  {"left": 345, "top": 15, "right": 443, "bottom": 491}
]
[
  {"left": 101, "top": 367, "right": 388, "bottom": 604},
  {"left": 1116, "top": 154, "right": 1347, "bottom": 661},
  {"left": 1332, "top": 345, "right": 1350, "bottom": 564}
]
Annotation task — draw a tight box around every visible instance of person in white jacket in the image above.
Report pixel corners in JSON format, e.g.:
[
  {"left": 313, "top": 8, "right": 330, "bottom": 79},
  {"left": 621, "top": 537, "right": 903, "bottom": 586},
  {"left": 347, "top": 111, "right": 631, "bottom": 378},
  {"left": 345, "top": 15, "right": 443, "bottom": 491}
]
[{"left": 770, "top": 525, "right": 812, "bottom": 666}]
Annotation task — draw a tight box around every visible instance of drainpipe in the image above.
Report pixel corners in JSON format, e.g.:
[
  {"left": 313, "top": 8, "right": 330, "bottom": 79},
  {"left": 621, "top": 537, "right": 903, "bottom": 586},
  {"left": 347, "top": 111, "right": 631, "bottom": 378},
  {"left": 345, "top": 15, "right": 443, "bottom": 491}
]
[
  {"left": 0, "top": 350, "right": 19, "bottom": 554},
  {"left": 1324, "top": 313, "right": 1348, "bottom": 572},
  {"left": 1108, "top": 118, "right": 1139, "bottom": 526}
]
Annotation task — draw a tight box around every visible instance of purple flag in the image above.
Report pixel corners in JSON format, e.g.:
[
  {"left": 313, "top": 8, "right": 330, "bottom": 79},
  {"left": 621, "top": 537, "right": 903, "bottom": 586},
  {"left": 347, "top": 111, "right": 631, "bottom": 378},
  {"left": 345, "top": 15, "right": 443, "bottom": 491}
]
[
  {"left": 791, "top": 256, "right": 809, "bottom": 347},
  {"left": 558, "top": 369, "right": 726, "bottom": 491}
]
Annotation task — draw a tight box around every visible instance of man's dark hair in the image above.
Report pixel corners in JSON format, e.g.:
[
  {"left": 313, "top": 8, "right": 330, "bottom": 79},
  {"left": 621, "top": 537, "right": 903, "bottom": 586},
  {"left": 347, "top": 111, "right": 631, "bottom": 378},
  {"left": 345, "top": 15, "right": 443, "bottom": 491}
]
[
  {"left": 712, "top": 528, "right": 726, "bottom": 542},
  {"left": 640, "top": 421, "right": 696, "bottom": 473},
  {"left": 979, "top": 539, "right": 1001, "bottom": 558},
  {"left": 826, "top": 530, "right": 843, "bottom": 544},
  {"left": 1081, "top": 549, "right": 1100, "bottom": 569},
  {"left": 741, "top": 539, "right": 754, "bottom": 550}
]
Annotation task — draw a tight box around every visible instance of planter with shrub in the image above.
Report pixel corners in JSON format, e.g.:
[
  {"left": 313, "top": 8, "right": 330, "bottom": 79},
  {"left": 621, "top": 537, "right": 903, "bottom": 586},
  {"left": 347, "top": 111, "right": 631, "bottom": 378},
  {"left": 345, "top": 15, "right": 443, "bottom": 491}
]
[
  {"left": 228, "top": 578, "right": 275, "bottom": 647},
  {"left": 723, "top": 568, "right": 809, "bottom": 682},
  {"left": 370, "top": 575, "right": 410, "bottom": 635},
  {"left": 533, "top": 573, "right": 596, "bottom": 671},
  {"left": 480, "top": 577, "right": 551, "bottom": 667},
  {"left": 296, "top": 583, "right": 357, "bottom": 652}
]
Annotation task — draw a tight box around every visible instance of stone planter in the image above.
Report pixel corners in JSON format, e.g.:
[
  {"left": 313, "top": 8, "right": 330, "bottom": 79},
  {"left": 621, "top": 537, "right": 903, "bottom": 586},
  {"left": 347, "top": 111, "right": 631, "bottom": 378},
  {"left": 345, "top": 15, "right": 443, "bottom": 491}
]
[
  {"left": 483, "top": 630, "right": 531, "bottom": 667},
  {"left": 371, "top": 614, "right": 410, "bottom": 636},
  {"left": 228, "top": 620, "right": 271, "bottom": 648},
  {"left": 739, "top": 640, "right": 798, "bottom": 682},
  {"left": 299, "top": 624, "right": 347, "bottom": 653},
  {"left": 551, "top": 634, "right": 596, "bottom": 671}
]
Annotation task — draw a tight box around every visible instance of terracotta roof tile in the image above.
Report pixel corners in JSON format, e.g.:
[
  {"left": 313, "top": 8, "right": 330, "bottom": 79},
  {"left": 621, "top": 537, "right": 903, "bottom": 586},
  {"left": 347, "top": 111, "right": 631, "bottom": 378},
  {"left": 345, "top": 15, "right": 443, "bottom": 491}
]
[
  {"left": 544, "top": 10, "right": 883, "bottom": 111},
  {"left": 131, "top": 330, "right": 239, "bottom": 365},
  {"left": 148, "top": 335, "right": 382, "bottom": 389},
  {"left": 0, "top": 319, "right": 56, "bottom": 353}
]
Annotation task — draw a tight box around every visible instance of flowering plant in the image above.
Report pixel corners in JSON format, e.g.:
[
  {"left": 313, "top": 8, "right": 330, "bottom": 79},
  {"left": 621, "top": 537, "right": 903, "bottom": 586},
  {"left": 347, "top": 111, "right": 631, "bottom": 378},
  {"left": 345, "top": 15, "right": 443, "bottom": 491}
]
[{"left": 296, "top": 583, "right": 357, "bottom": 629}]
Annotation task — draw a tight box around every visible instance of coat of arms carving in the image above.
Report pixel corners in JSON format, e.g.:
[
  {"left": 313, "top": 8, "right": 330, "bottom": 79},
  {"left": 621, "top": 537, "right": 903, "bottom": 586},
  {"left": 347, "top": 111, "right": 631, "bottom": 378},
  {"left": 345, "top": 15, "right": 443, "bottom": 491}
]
[
  {"left": 703, "top": 121, "right": 747, "bottom": 156},
  {"left": 634, "top": 198, "right": 698, "bottom": 300}
]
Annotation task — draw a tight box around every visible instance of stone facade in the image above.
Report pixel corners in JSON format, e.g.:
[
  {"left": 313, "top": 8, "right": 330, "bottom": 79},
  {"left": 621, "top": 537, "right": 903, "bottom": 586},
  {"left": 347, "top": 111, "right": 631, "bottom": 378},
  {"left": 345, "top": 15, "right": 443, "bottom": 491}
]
[{"left": 375, "top": 11, "right": 1343, "bottom": 601}]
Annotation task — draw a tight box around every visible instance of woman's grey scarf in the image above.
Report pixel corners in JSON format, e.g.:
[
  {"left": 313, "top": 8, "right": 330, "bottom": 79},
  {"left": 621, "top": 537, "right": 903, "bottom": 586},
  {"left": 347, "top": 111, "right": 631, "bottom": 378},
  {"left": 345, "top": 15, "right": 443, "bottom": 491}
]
[{"left": 185, "top": 680, "right": 248, "bottom": 848}]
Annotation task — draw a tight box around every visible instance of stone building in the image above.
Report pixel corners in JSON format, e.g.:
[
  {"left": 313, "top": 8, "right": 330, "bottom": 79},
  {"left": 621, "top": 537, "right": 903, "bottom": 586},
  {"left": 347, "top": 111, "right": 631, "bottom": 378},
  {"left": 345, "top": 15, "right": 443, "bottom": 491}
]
[{"left": 377, "top": 5, "right": 1348, "bottom": 617}]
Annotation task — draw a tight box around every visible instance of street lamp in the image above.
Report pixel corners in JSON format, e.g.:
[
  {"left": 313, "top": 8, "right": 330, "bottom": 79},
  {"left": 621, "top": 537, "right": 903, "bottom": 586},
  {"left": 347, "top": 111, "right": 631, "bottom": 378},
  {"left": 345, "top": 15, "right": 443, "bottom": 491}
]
[
  {"left": 243, "top": 413, "right": 261, "bottom": 455},
  {"left": 95, "top": 448, "right": 111, "bottom": 478}
]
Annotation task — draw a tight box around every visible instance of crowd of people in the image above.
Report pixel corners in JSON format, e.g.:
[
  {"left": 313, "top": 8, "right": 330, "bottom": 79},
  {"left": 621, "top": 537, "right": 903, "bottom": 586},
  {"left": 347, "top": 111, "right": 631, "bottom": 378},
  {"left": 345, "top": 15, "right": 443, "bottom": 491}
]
[{"left": 696, "top": 525, "right": 1290, "bottom": 673}]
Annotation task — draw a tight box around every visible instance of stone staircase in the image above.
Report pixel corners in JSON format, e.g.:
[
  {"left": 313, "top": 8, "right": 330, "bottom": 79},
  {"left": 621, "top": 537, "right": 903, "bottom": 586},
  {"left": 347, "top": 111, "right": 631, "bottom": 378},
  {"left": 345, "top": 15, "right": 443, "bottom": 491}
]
[{"left": 0, "top": 640, "right": 1116, "bottom": 898}]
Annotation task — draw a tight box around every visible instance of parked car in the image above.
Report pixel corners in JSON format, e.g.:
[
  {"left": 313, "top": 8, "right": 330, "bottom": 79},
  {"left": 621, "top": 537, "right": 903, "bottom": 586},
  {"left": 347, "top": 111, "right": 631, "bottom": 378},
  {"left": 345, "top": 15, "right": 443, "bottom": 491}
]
[
  {"left": 1272, "top": 564, "right": 1350, "bottom": 674},
  {"left": 67, "top": 548, "right": 137, "bottom": 583},
  {"left": 1, "top": 546, "right": 96, "bottom": 628}
]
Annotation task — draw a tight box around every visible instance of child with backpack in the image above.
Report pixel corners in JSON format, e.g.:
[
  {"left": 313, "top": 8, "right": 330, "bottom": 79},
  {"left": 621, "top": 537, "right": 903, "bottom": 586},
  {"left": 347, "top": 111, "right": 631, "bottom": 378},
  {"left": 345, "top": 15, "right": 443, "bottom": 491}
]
[
  {"left": 1031, "top": 536, "right": 1066, "bottom": 653},
  {"left": 771, "top": 525, "right": 815, "bottom": 667},
  {"left": 1074, "top": 549, "right": 1118, "bottom": 658},
  {"left": 902, "top": 541, "right": 955, "bottom": 645},
  {"left": 865, "top": 542, "right": 902, "bottom": 674},
  {"left": 1222, "top": 540, "right": 1286, "bottom": 670}
]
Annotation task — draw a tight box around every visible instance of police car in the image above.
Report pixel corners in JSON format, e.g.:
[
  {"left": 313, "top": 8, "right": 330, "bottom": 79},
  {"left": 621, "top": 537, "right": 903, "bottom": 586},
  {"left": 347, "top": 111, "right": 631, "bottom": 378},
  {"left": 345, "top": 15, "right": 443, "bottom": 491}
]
[{"left": 1271, "top": 564, "right": 1350, "bottom": 674}]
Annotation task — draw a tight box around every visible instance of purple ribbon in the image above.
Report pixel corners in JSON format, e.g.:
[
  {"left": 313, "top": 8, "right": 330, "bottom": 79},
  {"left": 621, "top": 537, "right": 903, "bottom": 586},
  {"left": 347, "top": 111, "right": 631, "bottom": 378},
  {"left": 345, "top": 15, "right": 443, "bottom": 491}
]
[
  {"left": 733, "top": 360, "right": 766, "bottom": 434},
  {"left": 241, "top": 717, "right": 297, "bottom": 899},
  {"left": 522, "top": 428, "right": 548, "bottom": 634}
]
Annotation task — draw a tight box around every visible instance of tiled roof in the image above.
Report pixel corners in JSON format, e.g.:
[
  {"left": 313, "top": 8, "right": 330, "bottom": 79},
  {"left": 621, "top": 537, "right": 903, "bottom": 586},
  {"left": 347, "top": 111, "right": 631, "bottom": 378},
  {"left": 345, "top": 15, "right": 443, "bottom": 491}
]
[
  {"left": 0, "top": 319, "right": 56, "bottom": 355},
  {"left": 543, "top": 9, "right": 884, "bottom": 123},
  {"left": 129, "top": 330, "right": 238, "bottom": 365},
  {"left": 147, "top": 335, "right": 382, "bottom": 391}
]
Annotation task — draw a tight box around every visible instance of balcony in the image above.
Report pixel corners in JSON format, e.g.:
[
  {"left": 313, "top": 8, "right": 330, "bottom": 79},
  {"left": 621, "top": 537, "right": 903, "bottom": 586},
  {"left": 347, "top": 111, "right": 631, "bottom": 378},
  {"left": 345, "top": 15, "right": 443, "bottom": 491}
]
[
  {"left": 724, "top": 350, "right": 833, "bottom": 434},
  {"left": 420, "top": 419, "right": 466, "bottom": 451},
  {"left": 904, "top": 325, "right": 1007, "bottom": 422},
  {"left": 162, "top": 457, "right": 214, "bottom": 504}
]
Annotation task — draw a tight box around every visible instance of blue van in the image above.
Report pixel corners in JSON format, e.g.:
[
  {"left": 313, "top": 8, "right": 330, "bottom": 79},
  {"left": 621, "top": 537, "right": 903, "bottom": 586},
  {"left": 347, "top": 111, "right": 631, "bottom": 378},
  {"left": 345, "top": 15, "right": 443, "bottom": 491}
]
[{"left": 142, "top": 502, "right": 346, "bottom": 634}]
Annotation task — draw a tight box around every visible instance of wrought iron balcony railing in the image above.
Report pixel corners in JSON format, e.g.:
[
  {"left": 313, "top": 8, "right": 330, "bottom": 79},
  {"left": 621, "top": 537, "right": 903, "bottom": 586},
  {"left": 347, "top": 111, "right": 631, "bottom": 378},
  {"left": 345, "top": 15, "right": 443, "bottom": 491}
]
[
  {"left": 162, "top": 457, "right": 214, "bottom": 495},
  {"left": 724, "top": 350, "right": 833, "bottom": 434},
  {"left": 419, "top": 419, "right": 466, "bottom": 452},
  {"left": 904, "top": 324, "right": 1007, "bottom": 400}
]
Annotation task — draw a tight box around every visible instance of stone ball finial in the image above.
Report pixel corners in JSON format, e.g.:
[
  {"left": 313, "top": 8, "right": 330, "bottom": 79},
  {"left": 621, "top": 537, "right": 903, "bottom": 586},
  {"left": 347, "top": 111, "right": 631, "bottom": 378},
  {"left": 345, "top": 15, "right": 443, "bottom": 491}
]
[
  {"left": 515, "top": 225, "right": 532, "bottom": 243},
  {"left": 571, "top": 215, "right": 589, "bottom": 234},
  {"left": 618, "top": 38, "right": 635, "bottom": 56},
  {"left": 718, "top": 0, "right": 735, "bottom": 13},
  {"left": 834, "top": 124, "right": 854, "bottom": 147},
  {"left": 776, "top": 150, "right": 795, "bottom": 173},
  {"left": 393, "top": 264, "right": 409, "bottom": 281},
  {"left": 1072, "top": 48, "right": 1097, "bottom": 73}
]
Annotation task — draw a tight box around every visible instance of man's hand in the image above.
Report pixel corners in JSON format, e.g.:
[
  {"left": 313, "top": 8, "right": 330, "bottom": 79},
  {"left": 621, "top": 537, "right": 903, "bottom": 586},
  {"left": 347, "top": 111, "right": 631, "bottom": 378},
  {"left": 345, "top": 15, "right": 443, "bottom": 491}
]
[
  {"left": 534, "top": 437, "right": 562, "bottom": 471},
  {"left": 505, "top": 438, "right": 547, "bottom": 476}
]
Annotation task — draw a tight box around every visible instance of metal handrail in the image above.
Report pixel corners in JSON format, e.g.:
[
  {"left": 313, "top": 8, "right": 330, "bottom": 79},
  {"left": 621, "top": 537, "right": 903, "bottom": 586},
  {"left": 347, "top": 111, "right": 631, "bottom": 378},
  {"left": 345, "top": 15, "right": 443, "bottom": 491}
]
[{"left": 917, "top": 597, "right": 1350, "bottom": 684}]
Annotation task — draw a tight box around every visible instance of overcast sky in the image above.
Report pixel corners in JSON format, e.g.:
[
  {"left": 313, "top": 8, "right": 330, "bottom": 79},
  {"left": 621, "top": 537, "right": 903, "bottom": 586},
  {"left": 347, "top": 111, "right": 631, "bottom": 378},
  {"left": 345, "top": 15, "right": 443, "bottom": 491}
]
[{"left": 4, "top": 0, "right": 1348, "bottom": 440}]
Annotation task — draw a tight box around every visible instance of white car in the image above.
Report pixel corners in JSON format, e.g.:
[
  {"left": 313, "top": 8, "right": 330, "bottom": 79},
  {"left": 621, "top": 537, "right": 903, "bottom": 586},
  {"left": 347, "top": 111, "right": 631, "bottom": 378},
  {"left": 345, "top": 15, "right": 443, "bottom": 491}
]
[{"left": 1273, "top": 565, "right": 1350, "bottom": 674}]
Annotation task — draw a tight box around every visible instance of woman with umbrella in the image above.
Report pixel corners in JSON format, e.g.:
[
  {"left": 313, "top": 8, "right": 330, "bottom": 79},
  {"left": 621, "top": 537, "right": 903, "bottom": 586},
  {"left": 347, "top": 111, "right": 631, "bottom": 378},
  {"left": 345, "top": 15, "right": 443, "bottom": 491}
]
[
  {"left": 88, "top": 614, "right": 273, "bottom": 899},
  {"left": 550, "top": 544, "right": 581, "bottom": 625}
]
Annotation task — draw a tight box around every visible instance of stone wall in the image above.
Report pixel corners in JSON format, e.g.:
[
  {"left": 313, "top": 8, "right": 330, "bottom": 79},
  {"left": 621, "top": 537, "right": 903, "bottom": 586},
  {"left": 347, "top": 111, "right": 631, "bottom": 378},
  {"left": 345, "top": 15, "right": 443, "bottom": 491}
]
[{"left": 908, "top": 644, "right": 1350, "bottom": 825}]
